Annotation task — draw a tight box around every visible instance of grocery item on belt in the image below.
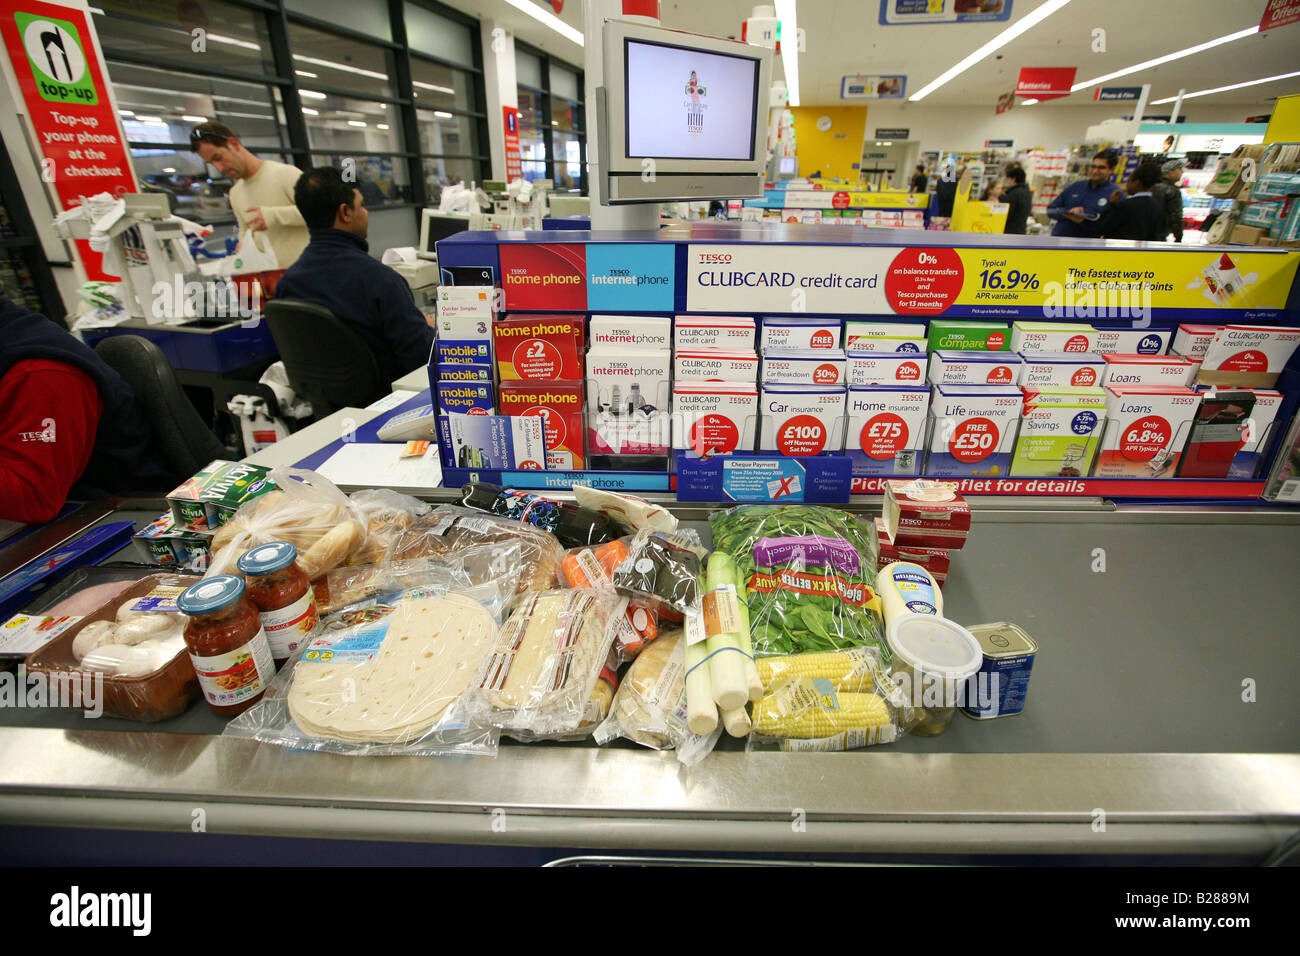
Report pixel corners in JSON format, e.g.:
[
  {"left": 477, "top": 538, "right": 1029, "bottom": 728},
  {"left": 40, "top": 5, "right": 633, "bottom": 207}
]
[
  {"left": 882, "top": 479, "right": 970, "bottom": 550},
  {"left": 347, "top": 488, "right": 428, "bottom": 566},
  {"left": 611, "top": 529, "right": 704, "bottom": 615},
  {"left": 206, "top": 467, "right": 367, "bottom": 581},
  {"left": 709, "top": 505, "right": 885, "bottom": 659},
  {"left": 876, "top": 561, "right": 943, "bottom": 628},
  {"left": 873, "top": 518, "right": 952, "bottom": 585},
  {"left": 390, "top": 504, "right": 562, "bottom": 594},
  {"left": 961, "top": 621, "right": 1039, "bottom": 720},
  {"left": 270, "top": 593, "right": 502, "bottom": 752},
  {"left": 166, "top": 460, "right": 277, "bottom": 532},
  {"left": 467, "top": 589, "right": 624, "bottom": 738},
  {"left": 458, "top": 482, "right": 621, "bottom": 549},
  {"left": 886, "top": 613, "right": 982, "bottom": 737},
  {"left": 571, "top": 486, "right": 678, "bottom": 533}
]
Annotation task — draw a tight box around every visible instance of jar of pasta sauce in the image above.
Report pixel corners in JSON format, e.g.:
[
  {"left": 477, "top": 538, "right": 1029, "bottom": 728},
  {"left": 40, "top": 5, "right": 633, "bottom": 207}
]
[
  {"left": 238, "top": 541, "right": 319, "bottom": 667},
  {"left": 177, "top": 575, "right": 276, "bottom": 716}
]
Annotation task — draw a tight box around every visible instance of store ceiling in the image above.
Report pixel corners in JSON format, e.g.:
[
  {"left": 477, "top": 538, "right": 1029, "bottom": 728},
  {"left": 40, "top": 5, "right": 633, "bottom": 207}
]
[{"left": 454, "top": 0, "right": 1298, "bottom": 111}]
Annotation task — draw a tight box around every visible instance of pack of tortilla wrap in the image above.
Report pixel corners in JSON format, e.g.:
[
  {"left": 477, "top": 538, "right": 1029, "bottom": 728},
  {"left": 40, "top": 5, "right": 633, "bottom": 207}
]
[
  {"left": 389, "top": 505, "right": 562, "bottom": 595},
  {"left": 463, "top": 588, "right": 625, "bottom": 739},
  {"left": 592, "top": 631, "right": 722, "bottom": 766},
  {"left": 320, "top": 545, "right": 525, "bottom": 619},
  {"left": 224, "top": 583, "right": 506, "bottom": 756}
]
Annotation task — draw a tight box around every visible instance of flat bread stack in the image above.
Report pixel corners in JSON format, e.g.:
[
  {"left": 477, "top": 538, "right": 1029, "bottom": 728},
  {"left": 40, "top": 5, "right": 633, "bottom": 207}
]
[{"left": 287, "top": 594, "right": 496, "bottom": 744}]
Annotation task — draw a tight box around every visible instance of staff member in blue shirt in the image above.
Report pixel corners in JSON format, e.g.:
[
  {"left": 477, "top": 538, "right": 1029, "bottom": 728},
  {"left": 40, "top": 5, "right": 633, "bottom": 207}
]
[{"left": 1047, "top": 150, "right": 1122, "bottom": 238}]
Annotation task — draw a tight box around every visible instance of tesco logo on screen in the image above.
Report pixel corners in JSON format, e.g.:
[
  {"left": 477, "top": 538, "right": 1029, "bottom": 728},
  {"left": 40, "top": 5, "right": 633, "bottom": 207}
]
[{"left": 698, "top": 253, "right": 734, "bottom": 264}]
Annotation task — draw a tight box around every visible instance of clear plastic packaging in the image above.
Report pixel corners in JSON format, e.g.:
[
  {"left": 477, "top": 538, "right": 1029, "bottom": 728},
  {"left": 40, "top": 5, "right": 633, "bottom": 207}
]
[
  {"left": 709, "top": 505, "right": 886, "bottom": 660},
  {"left": 464, "top": 588, "right": 625, "bottom": 739},
  {"left": 25, "top": 572, "right": 203, "bottom": 722},
  {"left": 608, "top": 528, "right": 705, "bottom": 616},
  {"left": 207, "top": 467, "right": 366, "bottom": 580},
  {"left": 348, "top": 488, "right": 431, "bottom": 566},
  {"left": 745, "top": 646, "right": 907, "bottom": 752},
  {"left": 390, "top": 505, "right": 562, "bottom": 595},
  {"left": 558, "top": 538, "right": 660, "bottom": 660},
  {"left": 320, "top": 545, "right": 524, "bottom": 619},
  {"left": 224, "top": 585, "right": 506, "bottom": 756}
]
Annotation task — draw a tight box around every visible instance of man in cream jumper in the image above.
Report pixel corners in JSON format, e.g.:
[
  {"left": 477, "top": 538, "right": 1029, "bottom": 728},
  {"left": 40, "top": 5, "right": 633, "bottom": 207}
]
[{"left": 190, "top": 121, "right": 309, "bottom": 268}]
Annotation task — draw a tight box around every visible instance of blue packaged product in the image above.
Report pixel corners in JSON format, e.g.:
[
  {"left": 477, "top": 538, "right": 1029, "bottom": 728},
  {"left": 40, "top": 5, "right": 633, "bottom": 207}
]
[{"left": 962, "top": 622, "right": 1038, "bottom": 720}]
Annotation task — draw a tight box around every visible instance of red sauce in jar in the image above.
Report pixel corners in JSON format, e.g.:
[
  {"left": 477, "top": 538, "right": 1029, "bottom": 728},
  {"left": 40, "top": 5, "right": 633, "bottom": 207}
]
[
  {"left": 238, "top": 541, "right": 319, "bottom": 666},
  {"left": 177, "top": 575, "right": 276, "bottom": 716}
]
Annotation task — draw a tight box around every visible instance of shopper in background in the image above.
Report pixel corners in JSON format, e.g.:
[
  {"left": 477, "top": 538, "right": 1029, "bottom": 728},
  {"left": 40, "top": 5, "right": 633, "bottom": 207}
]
[
  {"left": 1151, "top": 159, "right": 1185, "bottom": 243},
  {"left": 273, "top": 167, "right": 435, "bottom": 386},
  {"left": 979, "top": 179, "right": 1005, "bottom": 203},
  {"left": 1002, "top": 167, "right": 1033, "bottom": 235},
  {"left": 910, "top": 164, "right": 928, "bottom": 193},
  {"left": 190, "top": 121, "right": 310, "bottom": 268},
  {"left": 1096, "top": 162, "right": 1168, "bottom": 242},
  {"left": 934, "top": 163, "right": 964, "bottom": 217},
  {"left": 0, "top": 298, "right": 176, "bottom": 523},
  {"left": 1046, "top": 149, "right": 1120, "bottom": 238}
]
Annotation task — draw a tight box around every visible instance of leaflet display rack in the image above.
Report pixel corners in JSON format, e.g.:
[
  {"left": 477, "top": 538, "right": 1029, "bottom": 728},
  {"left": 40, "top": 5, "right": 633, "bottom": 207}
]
[{"left": 428, "top": 221, "right": 1300, "bottom": 502}]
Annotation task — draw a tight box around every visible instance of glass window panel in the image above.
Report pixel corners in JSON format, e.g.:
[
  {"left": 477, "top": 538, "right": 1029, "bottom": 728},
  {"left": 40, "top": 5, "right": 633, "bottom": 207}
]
[
  {"left": 315, "top": 153, "right": 412, "bottom": 206},
  {"left": 305, "top": 98, "right": 403, "bottom": 153},
  {"left": 286, "top": 0, "right": 391, "bottom": 41},
  {"left": 95, "top": 0, "right": 276, "bottom": 74},
  {"left": 552, "top": 96, "right": 581, "bottom": 132},
  {"left": 516, "top": 50, "right": 542, "bottom": 89},
  {"left": 416, "top": 109, "right": 479, "bottom": 158},
  {"left": 518, "top": 124, "right": 547, "bottom": 163},
  {"left": 405, "top": 3, "right": 475, "bottom": 67},
  {"left": 552, "top": 132, "right": 583, "bottom": 192},
  {"left": 130, "top": 147, "right": 230, "bottom": 218},
  {"left": 519, "top": 160, "right": 547, "bottom": 183},
  {"left": 551, "top": 64, "right": 579, "bottom": 101},
  {"left": 516, "top": 89, "right": 544, "bottom": 125},
  {"left": 410, "top": 58, "right": 475, "bottom": 112},
  {"left": 423, "top": 157, "right": 482, "bottom": 200},
  {"left": 288, "top": 23, "right": 395, "bottom": 98},
  {"left": 109, "top": 62, "right": 284, "bottom": 148}
]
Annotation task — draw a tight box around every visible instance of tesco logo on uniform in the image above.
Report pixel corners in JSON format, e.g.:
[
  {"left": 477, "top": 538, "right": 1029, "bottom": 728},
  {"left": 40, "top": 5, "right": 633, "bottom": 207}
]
[{"left": 698, "top": 253, "right": 733, "bottom": 263}]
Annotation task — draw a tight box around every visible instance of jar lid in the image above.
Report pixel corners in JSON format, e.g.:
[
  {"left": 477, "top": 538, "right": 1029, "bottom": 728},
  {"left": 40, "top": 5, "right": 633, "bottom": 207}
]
[
  {"left": 237, "top": 541, "right": 298, "bottom": 576},
  {"left": 886, "top": 613, "right": 983, "bottom": 680},
  {"left": 177, "top": 575, "right": 246, "bottom": 616}
]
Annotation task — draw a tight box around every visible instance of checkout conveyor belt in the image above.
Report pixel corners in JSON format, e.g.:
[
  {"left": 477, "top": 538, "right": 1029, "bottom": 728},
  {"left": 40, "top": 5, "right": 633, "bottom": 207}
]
[{"left": 1, "top": 500, "right": 1298, "bottom": 861}]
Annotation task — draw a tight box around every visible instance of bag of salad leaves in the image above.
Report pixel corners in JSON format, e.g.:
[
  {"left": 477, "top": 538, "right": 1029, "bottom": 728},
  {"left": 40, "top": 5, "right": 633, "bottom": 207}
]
[{"left": 708, "top": 505, "right": 886, "bottom": 662}]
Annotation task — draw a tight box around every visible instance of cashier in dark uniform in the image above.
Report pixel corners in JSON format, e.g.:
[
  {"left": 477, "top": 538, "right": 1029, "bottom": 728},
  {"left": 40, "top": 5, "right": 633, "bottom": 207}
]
[
  {"left": 1046, "top": 150, "right": 1120, "bottom": 238},
  {"left": 0, "top": 298, "right": 176, "bottom": 523}
]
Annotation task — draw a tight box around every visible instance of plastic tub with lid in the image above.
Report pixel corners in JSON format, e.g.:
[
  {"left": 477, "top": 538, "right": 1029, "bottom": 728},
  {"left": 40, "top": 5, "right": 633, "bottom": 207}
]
[{"left": 886, "top": 613, "right": 983, "bottom": 736}]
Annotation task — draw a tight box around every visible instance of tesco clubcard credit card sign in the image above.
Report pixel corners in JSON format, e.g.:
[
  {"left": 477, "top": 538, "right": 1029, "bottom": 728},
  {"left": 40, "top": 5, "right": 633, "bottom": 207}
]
[
  {"left": 586, "top": 243, "right": 675, "bottom": 311},
  {"left": 625, "top": 41, "right": 758, "bottom": 161}
]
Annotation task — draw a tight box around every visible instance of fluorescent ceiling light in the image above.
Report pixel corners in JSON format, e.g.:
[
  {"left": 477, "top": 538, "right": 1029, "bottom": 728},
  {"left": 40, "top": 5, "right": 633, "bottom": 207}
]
[
  {"left": 133, "top": 116, "right": 165, "bottom": 123},
  {"left": 434, "top": 110, "right": 454, "bottom": 118},
  {"left": 1151, "top": 70, "right": 1300, "bottom": 104},
  {"left": 414, "top": 81, "right": 455, "bottom": 94},
  {"left": 207, "top": 33, "right": 260, "bottom": 51},
  {"left": 219, "top": 111, "right": 274, "bottom": 120},
  {"left": 502, "top": 0, "right": 583, "bottom": 47},
  {"left": 910, "top": 0, "right": 1074, "bottom": 102},
  {"left": 118, "top": 109, "right": 134, "bottom": 116},
  {"left": 302, "top": 107, "right": 319, "bottom": 115},
  {"left": 162, "top": 167, "right": 176, "bottom": 173},
  {"left": 182, "top": 114, "right": 207, "bottom": 122},
  {"left": 774, "top": 0, "right": 799, "bottom": 107},
  {"left": 377, "top": 123, "right": 389, "bottom": 130},
  {"left": 1021, "top": 98, "right": 1038, "bottom": 105},
  {"left": 295, "top": 70, "right": 317, "bottom": 78},
  {"left": 1072, "top": 26, "right": 1259, "bottom": 92},
  {"left": 211, "top": 94, "right": 272, "bottom": 107},
  {"left": 293, "top": 53, "right": 388, "bottom": 82},
  {"left": 300, "top": 90, "right": 328, "bottom": 100},
  {"left": 348, "top": 120, "right": 367, "bottom": 127}
]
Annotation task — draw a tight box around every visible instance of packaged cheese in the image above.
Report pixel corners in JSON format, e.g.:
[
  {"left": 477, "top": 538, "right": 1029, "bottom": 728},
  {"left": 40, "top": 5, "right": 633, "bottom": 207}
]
[{"left": 467, "top": 589, "right": 625, "bottom": 738}]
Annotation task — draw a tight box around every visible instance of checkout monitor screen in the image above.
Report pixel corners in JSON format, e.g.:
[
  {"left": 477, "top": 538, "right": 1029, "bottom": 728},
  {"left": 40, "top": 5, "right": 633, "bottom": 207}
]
[{"left": 624, "top": 39, "right": 759, "bottom": 161}]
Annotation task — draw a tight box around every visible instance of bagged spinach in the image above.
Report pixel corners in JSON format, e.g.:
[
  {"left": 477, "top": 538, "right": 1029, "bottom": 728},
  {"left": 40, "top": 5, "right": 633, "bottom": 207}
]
[{"left": 709, "top": 505, "right": 885, "bottom": 661}]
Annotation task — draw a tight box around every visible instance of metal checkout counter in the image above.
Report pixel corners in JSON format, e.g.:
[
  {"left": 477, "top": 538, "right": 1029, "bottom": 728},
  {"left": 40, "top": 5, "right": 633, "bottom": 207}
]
[{"left": 0, "top": 374, "right": 1297, "bottom": 865}]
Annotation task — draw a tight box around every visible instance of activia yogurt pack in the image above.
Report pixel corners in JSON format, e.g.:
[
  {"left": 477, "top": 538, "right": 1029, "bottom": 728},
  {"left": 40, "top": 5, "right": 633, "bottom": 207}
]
[
  {"left": 759, "top": 384, "right": 847, "bottom": 457},
  {"left": 847, "top": 386, "right": 929, "bottom": 477},
  {"left": 929, "top": 350, "right": 1021, "bottom": 386},
  {"left": 926, "top": 385, "right": 1023, "bottom": 477},
  {"left": 1010, "top": 388, "right": 1107, "bottom": 478}
]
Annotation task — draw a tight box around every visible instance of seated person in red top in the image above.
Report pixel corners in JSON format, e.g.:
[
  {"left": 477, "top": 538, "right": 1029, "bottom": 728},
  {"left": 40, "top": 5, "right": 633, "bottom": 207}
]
[{"left": 0, "top": 298, "right": 176, "bottom": 523}]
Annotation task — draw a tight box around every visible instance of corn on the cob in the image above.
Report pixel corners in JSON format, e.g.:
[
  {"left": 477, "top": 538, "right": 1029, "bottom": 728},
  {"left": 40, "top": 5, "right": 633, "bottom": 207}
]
[
  {"left": 756, "top": 650, "right": 877, "bottom": 693},
  {"left": 752, "top": 692, "right": 891, "bottom": 738}
]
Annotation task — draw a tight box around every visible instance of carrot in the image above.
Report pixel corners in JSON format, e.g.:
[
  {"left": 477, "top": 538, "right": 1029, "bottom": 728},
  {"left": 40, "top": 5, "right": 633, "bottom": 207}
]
[{"left": 560, "top": 539, "right": 630, "bottom": 588}]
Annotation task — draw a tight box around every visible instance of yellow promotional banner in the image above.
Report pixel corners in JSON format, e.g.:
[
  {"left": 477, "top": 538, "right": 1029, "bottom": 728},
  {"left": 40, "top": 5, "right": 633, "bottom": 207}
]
[{"left": 777, "top": 189, "right": 926, "bottom": 209}]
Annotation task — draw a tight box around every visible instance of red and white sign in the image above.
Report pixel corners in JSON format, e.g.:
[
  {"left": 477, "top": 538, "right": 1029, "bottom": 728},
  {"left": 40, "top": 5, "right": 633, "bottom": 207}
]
[
  {"left": 995, "top": 91, "right": 1014, "bottom": 114},
  {"left": 499, "top": 242, "right": 586, "bottom": 310},
  {"left": 0, "top": 0, "right": 137, "bottom": 279},
  {"left": 851, "top": 477, "right": 1265, "bottom": 498},
  {"left": 1260, "top": 0, "right": 1300, "bottom": 31},
  {"left": 502, "top": 105, "right": 522, "bottom": 182},
  {"left": 1014, "top": 66, "right": 1077, "bottom": 101}
]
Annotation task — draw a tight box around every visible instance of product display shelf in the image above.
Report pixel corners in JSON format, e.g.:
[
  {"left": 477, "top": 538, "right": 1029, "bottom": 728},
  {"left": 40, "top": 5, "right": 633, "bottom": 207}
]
[{"left": 430, "top": 221, "right": 1300, "bottom": 503}]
